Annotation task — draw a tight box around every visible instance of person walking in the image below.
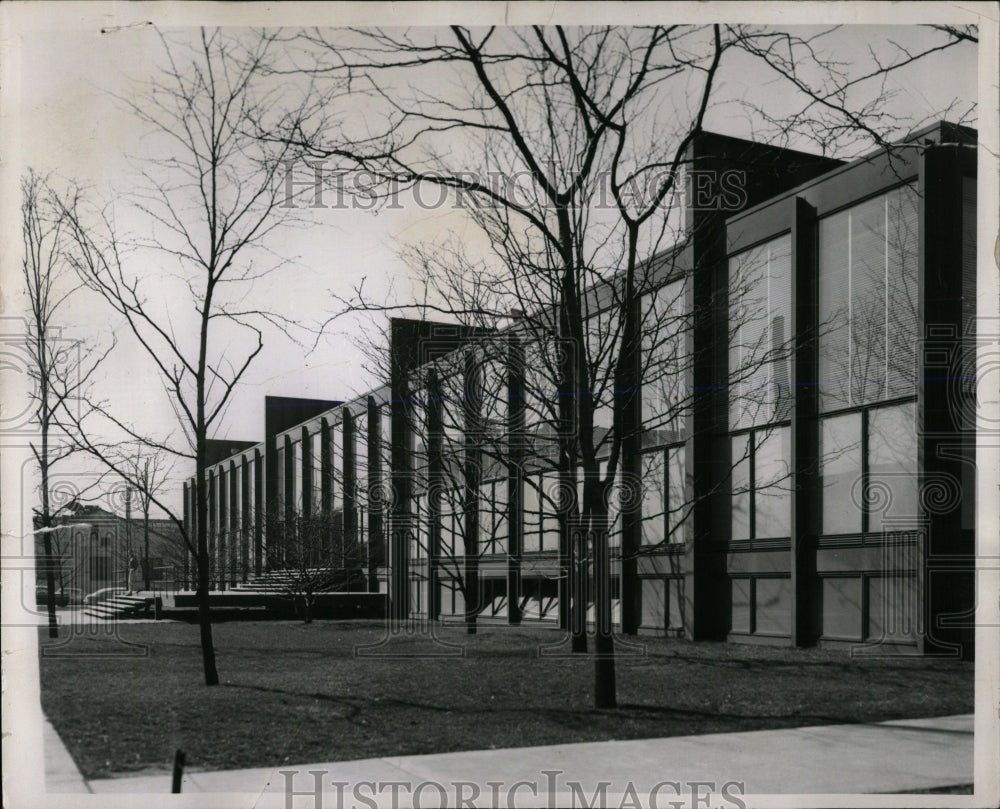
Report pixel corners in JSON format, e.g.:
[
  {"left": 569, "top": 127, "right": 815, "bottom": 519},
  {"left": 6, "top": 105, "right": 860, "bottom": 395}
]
[{"left": 126, "top": 554, "right": 139, "bottom": 595}]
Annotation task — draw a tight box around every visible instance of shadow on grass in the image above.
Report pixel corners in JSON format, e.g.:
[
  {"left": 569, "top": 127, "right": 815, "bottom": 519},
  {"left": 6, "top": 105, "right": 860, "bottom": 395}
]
[{"left": 223, "top": 681, "right": 857, "bottom": 731}]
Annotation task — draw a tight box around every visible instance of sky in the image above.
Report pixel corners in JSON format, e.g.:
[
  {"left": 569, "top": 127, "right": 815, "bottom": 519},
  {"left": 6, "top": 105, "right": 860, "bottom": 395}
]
[{"left": 0, "top": 2, "right": 988, "bottom": 520}]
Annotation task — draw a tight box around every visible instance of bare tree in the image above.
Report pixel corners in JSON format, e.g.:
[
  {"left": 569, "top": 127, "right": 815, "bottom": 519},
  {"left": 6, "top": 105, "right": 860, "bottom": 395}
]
[
  {"left": 116, "top": 447, "right": 175, "bottom": 590},
  {"left": 263, "top": 506, "right": 366, "bottom": 623},
  {"left": 21, "top": 170, "right": 111, "bottom": 637},
  {"left": 279, "top": 23, "right": 975, "bottom": 708},
  {"left": 57, "top": 27, "right": 315, "bottom": 685}
]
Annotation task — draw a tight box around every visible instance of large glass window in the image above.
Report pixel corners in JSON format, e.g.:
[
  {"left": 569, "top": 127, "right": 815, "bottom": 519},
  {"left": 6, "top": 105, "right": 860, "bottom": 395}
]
[
  {"left": 478, "top": 480, "right": 508, "bottom": 555},
  {"left": 523, "top": 473, "right": 541, "bottom": 553},
  {"left": 820, "top": 413, "right": 862, "bottom": 535},
  {"left": 354, "top": 414, "right": 368, "bottom": 537},
  {"left": 868, "top": 403, "right": 918, "bottom": 532},
  {"left": 292, "top": 440, "right": 302, "bottom": 515},
  {"left": 731, "top": 426, "right": 791, "bottom": 541},
  {"left": 439, "top": 507, "right": 457, "bottom": 557},
  {"left": 540, "top": 471, "right": 560, "bottom": 552},
  {"left": 729, "top": 236, "right": 792, "bottom": 430},
  {"left": 755, "top": 428, "right": 791, "bottom": 538},
  {"left": 522, "top": 470, "right": 562, "bottom": 553},
  {"left": 246, "top": 457, "right": 255, "bottom": 526},
  {"left": 666, "top": 445, "right": 688, "bottom": 544},
  {"left": 640, "top": 451, "right": 665, "bottom": 546},
  {"left": 731, "top": 434, "right": 751, "bottom": 541},
  {"left": 380, "top": 405, "right": 392, "bottom": 470},
  {"left": 275, "top": 446, "right": 285, "bottom": 517},
  {"left": 310, "top": 430, "right": 321, "bottom": 515},
  {"left": 523, "top": 337, "right": 561, "bottom": 459},
  {"left": 642, "top": 278, "right": 689, "bottom": 444},
  {"left": 818, "top": 185, "right": 919, "bottom": 410},
  {"left": 640, "top": 445, "right": 688, "bottom": 546},
  {"left": 820, "top": 403, "right": 916, "bottom": 535}
]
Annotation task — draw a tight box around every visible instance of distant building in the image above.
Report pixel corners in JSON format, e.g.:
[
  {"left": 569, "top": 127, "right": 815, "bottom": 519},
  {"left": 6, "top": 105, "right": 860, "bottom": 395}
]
[
  {"left": 184, "top": 122, "right": 977, "bottom": 657},
  {"left": 37, "top": 502, "right": 186, "bottom": 597}
]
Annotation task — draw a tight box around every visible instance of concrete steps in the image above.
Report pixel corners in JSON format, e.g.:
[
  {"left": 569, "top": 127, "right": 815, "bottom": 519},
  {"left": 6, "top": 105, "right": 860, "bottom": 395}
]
[
  {"left": 83, "top": 594, "right": 153, "bottom": 620},
  {"left": 228, "top": 568, "right": 364, "bottom": 594}
]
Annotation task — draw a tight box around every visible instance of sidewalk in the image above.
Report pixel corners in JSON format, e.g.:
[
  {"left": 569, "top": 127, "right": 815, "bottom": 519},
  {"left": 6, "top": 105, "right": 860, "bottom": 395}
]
[
  {"left": 44, "top": 718, "right": 91, "bottom": 793},
  {"left": 50, "top": 714, "right": 972, "bottom": 802}
]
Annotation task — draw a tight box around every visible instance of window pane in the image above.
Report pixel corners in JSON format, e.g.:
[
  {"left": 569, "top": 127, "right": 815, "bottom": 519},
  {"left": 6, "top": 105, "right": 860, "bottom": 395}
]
[
  {"left": 886, "top": 186, "right": 919, "bottom": 399},
  {"left": 493, "top": 482, "right": 508, "bottom": 554},
  {"left": 643, "top": 279, "right": 689, "bottom": 442},
  {"left": 730, "top": 244, "right": 768, "bottom": 430},
  {"left": 850, "top": 196, "right": 888, "bottom": 404},
  {"left": 755, "top": 577, "right": 792, "bottom": 635},
  {"left": 380, "top": 406, "right": 392, "bottom": 468},
  {"left": 439, "top": 509, "right": 454, "bottom": 557},
  {"left": 314, "top": 430, "right": 324, "bottom": 514},
  {"left": 415, "top": 493, "right": 428, "bottom": 560},
  {"left": 868, "top": 403, "right": 918, "bottom": 532},
  {"left": 293, "top": 440, "right": 302, "bottom": 514},
  {"left": 822, "top": 577, "right": 863, "bottom": 639},
  {"left": 478, "top": 483, "right": 493, "bottom": 554},
  {"left": 729, "top": 237, "right": 791, "bottom": 429},
  {"left": 331, "top": 425, "right": 341, "bottom": 514},
  {"left": 276, "top": 447, "right": 285, "bottom": 515},
  {"left": 769, "top": 239, "right": 793, "bottom": 422},
  {"left": 666, "top": 445, "right": 688, "bottom": 544},
  {"left": 541, "top": 472, "right": 560, "bottom": 552},
  {"left": 731, "top": 434, "right": 751, "bottom": 541},
  {"left": 641, "top": 578, "right": 666, "bottom": 630},
  {"left": 821, "top": 413, "right": 862, "bottom": 534},
  {"left": 355, "top": 418, "right": 368, "bottom": 516},
  {"left": 523, "top": 474, "right": 540, "bottom": 553},
  {"left": 819, "top": 185, "right": 918, "bottom": 410},
  {"left": 641, "top": 451, "right": 665, "bottom": 546},
  {"left": 819, "top": 209, "right": 851, "bottom": 410},
  {"left": 755, "top": 426, "right": 791, "bottom": 538},
  {"left": 867, "top": 574, "right": 917, "bottom": 640},
  {"left": 731, "top": 579, "right": 751, "bottom": 633}
]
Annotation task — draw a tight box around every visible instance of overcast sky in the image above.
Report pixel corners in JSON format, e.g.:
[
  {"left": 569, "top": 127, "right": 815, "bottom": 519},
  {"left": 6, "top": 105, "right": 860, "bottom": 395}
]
[{"left": 1, "top": 2, "right": 988, "bottom": 520}]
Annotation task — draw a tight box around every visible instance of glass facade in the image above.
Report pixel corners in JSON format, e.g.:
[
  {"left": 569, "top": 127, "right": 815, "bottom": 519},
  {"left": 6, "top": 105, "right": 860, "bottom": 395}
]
[
  {"left": 731, "top": 426, "right": 791, "bottom": 541},
  {"left": 818, "top": 185, "right": 919, "bottom": 411},
  {"left": 478, "top": 479, "right": 508, "bottom": 554},
  {"left": 729, "top": 236, "right": 792, "bottom": 430},
  {"left": 754, "top": 428, "right": 791, "bottom": 538},
  {"left": 641, "top": 445, "right": 688, "bottom": 546},
  {"left": 642, "top": 278, "right": 689, "bottom": 443},
  {"left": 867, "top": 403, "right": 918, "bottom": 532},
  {"left": 820, "top": 413, "right": 862, "bottom": 535}
]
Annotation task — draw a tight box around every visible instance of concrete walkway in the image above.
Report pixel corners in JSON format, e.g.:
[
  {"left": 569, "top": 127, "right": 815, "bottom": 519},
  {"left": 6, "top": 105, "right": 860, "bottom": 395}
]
[
  {"left": 43, "top": 718, "right": 91, "bottom": 793},
  {"left": 56, "top": 714, "right": 973, "bottom": 803}
]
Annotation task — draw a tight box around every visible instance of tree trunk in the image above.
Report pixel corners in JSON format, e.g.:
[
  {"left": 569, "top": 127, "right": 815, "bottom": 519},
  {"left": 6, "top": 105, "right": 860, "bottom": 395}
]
[
  {"left": 195, "top": 544, "right": 219, "bottom": 685},
  {"left": 465, "top": 572, "right": 478, "bottom": 635},
  {"left": 143, "top": 512, "right": 151, "bottom": 590},
  {"left": 592, "top": 505, "right": 616, "bottom": 708},
  {"left": 195, "top": 441, "right": 220, "bottom": 686},
  {"left": 571, "top": 527, "right": 588, "bottom": 653},
  {"left": 42, "top": 532, "right": 59, "bottom": 639}
]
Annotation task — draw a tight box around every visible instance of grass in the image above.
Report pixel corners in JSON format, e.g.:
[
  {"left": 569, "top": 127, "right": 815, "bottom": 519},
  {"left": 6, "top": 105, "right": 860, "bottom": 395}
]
[{"left": 39, "top": 620, "right": 973, "bottom": 780}]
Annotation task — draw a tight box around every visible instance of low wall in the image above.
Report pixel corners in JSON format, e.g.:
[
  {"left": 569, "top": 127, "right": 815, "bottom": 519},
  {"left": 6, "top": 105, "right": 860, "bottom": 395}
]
[{"left": 170, "top": 591, "right": 386, "bottom": 621}]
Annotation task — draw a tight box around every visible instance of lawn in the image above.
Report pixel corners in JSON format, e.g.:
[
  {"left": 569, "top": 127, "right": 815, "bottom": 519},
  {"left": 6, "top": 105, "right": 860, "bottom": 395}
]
[{"left": 38, "top": 620, "right": 974, "bottom": 780}]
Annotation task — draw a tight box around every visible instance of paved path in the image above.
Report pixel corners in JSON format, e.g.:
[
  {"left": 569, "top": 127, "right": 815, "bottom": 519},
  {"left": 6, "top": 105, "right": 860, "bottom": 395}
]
[
  {"left": 43, "top": 719, "right": 91, "bottom": 794},
  {"left": 53, "top": 714, "right": 973, "bottom": 803}
]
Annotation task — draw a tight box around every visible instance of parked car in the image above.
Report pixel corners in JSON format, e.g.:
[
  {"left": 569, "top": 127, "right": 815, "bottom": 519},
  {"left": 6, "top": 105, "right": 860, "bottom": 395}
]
[
  {"left": 62, "top": 588, "right": 84, "bottom": 606},
  {"left": 82, "top": 587, "right": 125, "bottom": 605},
  {"left": 35, "top": 586, "right": 68, "bottom": 607}
]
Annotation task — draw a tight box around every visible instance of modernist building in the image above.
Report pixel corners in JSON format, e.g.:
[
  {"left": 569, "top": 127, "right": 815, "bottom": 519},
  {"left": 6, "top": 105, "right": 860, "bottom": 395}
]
[{"left": 184, "top": 121, "right": 977, "bottom": 656}]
